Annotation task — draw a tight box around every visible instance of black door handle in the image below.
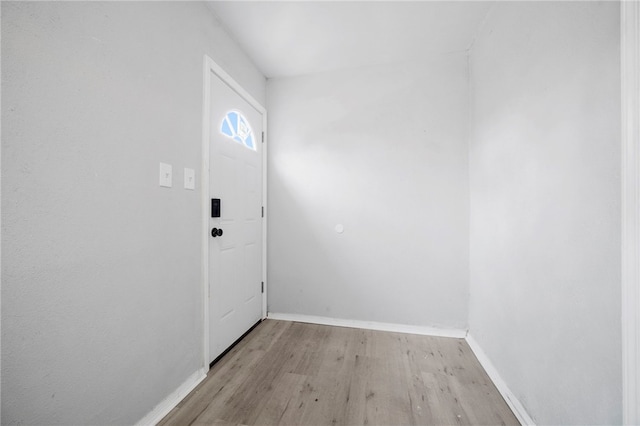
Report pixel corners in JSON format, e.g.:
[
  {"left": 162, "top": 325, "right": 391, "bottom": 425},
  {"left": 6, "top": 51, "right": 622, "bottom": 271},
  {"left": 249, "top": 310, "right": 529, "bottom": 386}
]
[{"left": 211, "top": 228, "right": 223, "bottom": 237}]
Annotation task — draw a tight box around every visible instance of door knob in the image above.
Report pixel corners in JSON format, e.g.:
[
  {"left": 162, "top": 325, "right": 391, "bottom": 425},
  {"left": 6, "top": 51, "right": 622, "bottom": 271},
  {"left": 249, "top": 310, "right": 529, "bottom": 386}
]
[{"left": 211, "top": 228, "right": 223, "bottom": 237}]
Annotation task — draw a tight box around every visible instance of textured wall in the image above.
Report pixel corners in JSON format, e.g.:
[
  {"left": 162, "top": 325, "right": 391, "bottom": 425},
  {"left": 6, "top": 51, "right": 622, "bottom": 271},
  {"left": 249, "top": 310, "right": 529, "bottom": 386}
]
[
  {"left": 267, "top": 55, "right": 469, "bottom": 329},
  {"left": 468, "top": 2, "right": 621, "bottom": 424},
  {"left": 1, "top": 2, "right": 265, "bottom": 424}
]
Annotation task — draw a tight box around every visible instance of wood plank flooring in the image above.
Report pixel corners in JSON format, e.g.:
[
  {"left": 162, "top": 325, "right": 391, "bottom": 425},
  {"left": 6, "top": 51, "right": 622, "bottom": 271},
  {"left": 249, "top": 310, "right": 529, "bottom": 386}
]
[{"left": 159, "top": 320, "right": 519, "bottom": 426}]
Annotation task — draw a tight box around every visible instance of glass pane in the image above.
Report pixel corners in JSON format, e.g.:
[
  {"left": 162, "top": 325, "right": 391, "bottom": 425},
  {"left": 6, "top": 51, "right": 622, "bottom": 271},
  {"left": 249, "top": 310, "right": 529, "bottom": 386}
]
[{"left": 220, "top": 111, "right": 256, "bottom": 151}]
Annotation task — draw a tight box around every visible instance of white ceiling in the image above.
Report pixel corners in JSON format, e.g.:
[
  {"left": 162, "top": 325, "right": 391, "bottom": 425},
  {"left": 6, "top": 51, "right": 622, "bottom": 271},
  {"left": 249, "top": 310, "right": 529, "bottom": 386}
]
[{"left": 206, "top": 1, "right": 494, "bottom": 79}]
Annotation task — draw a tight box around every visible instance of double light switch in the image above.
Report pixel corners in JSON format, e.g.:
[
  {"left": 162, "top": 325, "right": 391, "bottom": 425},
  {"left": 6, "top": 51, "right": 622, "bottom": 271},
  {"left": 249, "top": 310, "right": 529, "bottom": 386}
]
[{"left": 159, "top": 163, "right": 195, "bottom": 190}]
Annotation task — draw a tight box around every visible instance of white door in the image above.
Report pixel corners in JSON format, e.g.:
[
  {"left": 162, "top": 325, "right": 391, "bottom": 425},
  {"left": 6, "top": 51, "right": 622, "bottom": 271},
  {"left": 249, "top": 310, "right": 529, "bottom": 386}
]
[{"left": 208, "top": 69, "right": 264, "bottom": 364}]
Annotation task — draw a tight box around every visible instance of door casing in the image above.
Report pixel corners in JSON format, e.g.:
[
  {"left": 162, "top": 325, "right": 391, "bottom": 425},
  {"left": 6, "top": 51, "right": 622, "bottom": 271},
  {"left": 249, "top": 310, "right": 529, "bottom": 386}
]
[{"left": 201, "top": 55, "right": 267, "bottom": 368}]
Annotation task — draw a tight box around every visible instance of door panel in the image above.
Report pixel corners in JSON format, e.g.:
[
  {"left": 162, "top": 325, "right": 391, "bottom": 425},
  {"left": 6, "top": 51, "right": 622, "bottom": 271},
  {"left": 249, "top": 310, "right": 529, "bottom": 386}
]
[{"left": 208, "top": 70, "right": 263, "bottom": 363}]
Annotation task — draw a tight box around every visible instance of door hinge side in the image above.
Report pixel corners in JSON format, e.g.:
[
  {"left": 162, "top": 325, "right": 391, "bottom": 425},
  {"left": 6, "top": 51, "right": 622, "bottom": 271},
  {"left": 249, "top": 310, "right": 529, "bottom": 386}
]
[{"left": 261, "top": 282, "right": 264, "bottom": 293}]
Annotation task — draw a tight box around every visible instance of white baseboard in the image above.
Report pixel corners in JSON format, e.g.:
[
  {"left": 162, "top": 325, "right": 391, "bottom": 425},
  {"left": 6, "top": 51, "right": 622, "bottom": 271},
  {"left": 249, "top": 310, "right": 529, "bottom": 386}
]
[
  {"left": 466, "top": 334, "right": 535, "bottom": 426},
  {"left": 266, "top": 312, "right": 467, "bottom": 339},
  {"left": 136, "top": 368, "right": 207, "bottom": 426}
]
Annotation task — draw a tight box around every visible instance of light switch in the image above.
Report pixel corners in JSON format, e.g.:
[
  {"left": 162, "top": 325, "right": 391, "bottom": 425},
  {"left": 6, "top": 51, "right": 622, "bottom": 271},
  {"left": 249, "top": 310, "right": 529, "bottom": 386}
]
[
  {"left": 159, "top": 162, "right": 172, "bottom": 188},
  {"left": 184, "top": 168, "right": 195, "bottom": 190}
]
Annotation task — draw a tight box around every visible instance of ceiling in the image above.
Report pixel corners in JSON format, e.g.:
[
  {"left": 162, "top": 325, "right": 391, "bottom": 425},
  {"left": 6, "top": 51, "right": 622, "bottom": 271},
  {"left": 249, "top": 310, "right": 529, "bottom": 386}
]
[{"left": 206, "top": 1, "right": 495, "bottom": 79}]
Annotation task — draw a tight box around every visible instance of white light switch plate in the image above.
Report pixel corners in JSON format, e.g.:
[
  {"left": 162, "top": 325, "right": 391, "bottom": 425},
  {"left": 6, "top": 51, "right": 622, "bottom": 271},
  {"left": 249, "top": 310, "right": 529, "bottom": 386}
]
[
  {"left": 159, "top": 162, "right": 172, "bottom": 187},
  {"left": 184, "top": 168, "right": 195, "bottom": 190}
]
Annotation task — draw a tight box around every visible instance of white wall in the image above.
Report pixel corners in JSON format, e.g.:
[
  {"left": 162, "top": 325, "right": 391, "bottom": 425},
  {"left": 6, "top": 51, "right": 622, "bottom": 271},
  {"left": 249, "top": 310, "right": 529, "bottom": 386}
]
[
  {"left": 1, "top": 2, "right": 265, "bottom": 424},
  {"left": 468, "top": 2, "right": 621, "bottom": 424},
  {"left": 267, "top": 55, "right": 469, "bottom": 329}
]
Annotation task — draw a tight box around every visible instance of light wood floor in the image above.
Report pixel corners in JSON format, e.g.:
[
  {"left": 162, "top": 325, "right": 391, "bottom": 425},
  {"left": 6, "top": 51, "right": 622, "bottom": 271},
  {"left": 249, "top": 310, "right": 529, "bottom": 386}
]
[{"left": 159, "top": 320, "right": 519, "bottom": 426}]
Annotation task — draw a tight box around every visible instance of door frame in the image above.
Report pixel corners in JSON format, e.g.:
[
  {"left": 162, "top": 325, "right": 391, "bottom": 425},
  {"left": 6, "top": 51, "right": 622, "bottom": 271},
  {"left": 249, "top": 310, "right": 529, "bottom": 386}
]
[
  {"left": 200, "top": 55, "right": 268, "bottom": 369},
  {"left": 622, "top": 1, "right": 640, "bottom": 424}
]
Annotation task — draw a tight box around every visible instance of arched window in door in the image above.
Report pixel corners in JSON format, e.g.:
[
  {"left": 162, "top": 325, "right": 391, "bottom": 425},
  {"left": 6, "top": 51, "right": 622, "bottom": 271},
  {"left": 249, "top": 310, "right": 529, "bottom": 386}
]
[{"left": 220, "top": 111, "right": 256, "bottom": 151}]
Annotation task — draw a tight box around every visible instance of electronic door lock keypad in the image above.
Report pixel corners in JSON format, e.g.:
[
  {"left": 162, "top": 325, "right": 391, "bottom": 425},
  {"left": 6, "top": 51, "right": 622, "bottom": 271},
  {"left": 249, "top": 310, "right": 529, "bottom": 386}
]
[{"left": 211, "top": 198, "right": 221, "bottom": 218}]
